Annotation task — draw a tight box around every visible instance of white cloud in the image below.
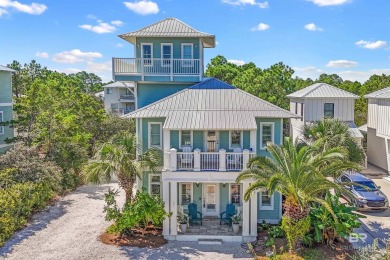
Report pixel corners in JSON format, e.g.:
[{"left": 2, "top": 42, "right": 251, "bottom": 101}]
[
  {"left": 111, "top": 20, "right": 124, "bottom": 26},
  {"left": 52, "top": 49, "right": 103, "bottom": 64},
  {"left": 35, "top": 51, "right": 49, "bottom": 58},
  {"left": 304, "top": 23, "right": 322, "bottom": 31},
  {"left": 59, "top": 68, "right": 82, "bottom": 74},
  {"left": 307, "top": 0, "right": 350, "bottom": 6},
  {"left": 222, "top": 0, "right": 269, "bottom": 8},
  {"left": 355, "top": 40, "right": 387, "bottom": 49},
  {"left": 251, "top": 23, "right": 270, "bottom": 31},
  {"left": 293, "top": 66, "right": 325, "bottom": 80},
  {"left": 124, "top": 0, "right": 159, "bottom": 15},
  {"left": 116, "top": 43, "right": 124, "bottom": 48},
  {"left": 0, "top": 0, "right": 47, "bottom": 15},
  {"left": 87, "top": 14, "right": 97, "bottom": 19},
  {"left": 79, "top": 21, "right": 117, "bottom": 34},
  {"left": 86, "top": 61, "right": 112, "bottom": 73},
  {"left": 326, "top": 60, "right": 358, "bottom": 68},
  {"left": 228, "top": 59, "right": 246, "bottom": 66}
]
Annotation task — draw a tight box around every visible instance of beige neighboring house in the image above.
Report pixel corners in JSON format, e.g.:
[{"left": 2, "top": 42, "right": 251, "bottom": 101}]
[
  {"left": 287, "top": 83, "right": 364, "bottom": 144},
  {"left": 364, "top": 87, "right": 390, "bottom": 174},
  {"left": 103, "top": 82, "right": 135, "bottom": 115}
]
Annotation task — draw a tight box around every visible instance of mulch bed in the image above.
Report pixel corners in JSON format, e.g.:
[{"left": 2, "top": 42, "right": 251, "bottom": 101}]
[{"left": 99, "top": 227, "right": 167, "bottom": 248}]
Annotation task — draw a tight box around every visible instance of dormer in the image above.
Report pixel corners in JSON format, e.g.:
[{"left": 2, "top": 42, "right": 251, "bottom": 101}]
[{"left": 113, "top": 18, "right": 215, "bottom": 83}]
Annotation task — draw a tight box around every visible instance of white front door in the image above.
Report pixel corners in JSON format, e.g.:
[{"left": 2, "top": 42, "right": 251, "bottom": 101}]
[
  {"left": 202, "top": 183, "right": 219, "bottom": 216},
  {"left": 205, "top": 130, "right": 219, "bottom": 152}
]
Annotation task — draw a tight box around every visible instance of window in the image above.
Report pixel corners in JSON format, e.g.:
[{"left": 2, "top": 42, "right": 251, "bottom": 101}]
[
  {"left": 161, "top": 43, "right": 172, "bottom": 67},
  {"left": 300, "top": 103, "right": 304, "bottom": 121},
  {"left": 260, "top": 122, "right": 274, "bottom": 149},
  {"left": 180, "top": 183, "right": 192, "bottom": 205},
  {"left": 110, "top": 103, "right": 118, "bottom": 112},
  {"left": 182, "top": 43, "right": 193, "bottom": 67},
  {"left": 259, "top": 191, "right": 274, "bottom": 210},
  {"left": 180, "top": 130, "right": 192, "bottom": 148},
  {"left": 149, "top": 175, "right": 161, "bottom": 197},
  {"left": 0, "top": 111, "right": 3, "bottom": 135},
  {"left": 106, "top": 88, "right": 112, "bottom": 94},
  {"left": 230, "top": 130, "right": 242, "bottom": 149},
  {"left": 142, "top": 43, "right": 153, "bottom": 66},
  {"left": 230, "top": 184, "right": 241, "bottom": 205},
  {"left": 148, "top": 122, "right": 162, "bottom": 148},
  {"left": 324, "top": 103, "right": 334, "bottom": 118},
  {"left": 295, "top": 102, "right": 298, "bottom": 115}
]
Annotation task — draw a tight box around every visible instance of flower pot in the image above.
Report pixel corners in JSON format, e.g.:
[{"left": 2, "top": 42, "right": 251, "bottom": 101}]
[
  {"left": 232, "top": 223, "right": 240, "bottom": 234},
  {"left": 180, "top": 223, "right": 187, "bottom": 233}
]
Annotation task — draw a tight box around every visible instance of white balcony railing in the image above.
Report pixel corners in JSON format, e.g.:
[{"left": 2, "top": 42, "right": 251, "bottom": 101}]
[
  {"left": 113, "top": 58, "right": 201, "bottom": 78},
  {"left": 119, "top": 95, "right": 135, "bottom": 101},
  {"left": 166, "top": 148, "right": 255, "bottom": 172}
]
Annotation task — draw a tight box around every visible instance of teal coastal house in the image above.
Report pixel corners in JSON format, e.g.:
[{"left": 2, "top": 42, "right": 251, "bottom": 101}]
[
  {"left": 116, "top": 18, "right": 297, "bottom": 242},
  {"left": 0, "top": 65, "right": 15, "bottom": 154}
]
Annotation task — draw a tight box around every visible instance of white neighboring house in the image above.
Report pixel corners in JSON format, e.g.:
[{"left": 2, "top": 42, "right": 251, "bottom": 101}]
[
  {"left": 287, "top": 83, "right": 364, "bottom": 143},
  {"left": 364, "top": 87, "right": 390, "bottom": 174},
  {"left": 103, "top": 82, "right": 135, "bottom": 115}
]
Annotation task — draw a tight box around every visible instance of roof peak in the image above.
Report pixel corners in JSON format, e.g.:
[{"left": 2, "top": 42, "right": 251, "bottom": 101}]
[{"left": 287, "top": 82, "right": 359, "bottom": 99}]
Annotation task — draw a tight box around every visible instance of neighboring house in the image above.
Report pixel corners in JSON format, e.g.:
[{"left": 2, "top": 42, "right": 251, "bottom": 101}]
[
  {"left": 103, "top": 81, "right": 135, "bottom": 115},
  {"left": 0, "top": 65, "right": 15, "bottom": 154},
  {"left": 364, "top": 87, "right": 390, "bottom": 174},
  {"left": 116, "top": 18, "right": 298, "bottom": 242},
  {"left": 287, "top": 83, "right": 364, "bottom": 143}
]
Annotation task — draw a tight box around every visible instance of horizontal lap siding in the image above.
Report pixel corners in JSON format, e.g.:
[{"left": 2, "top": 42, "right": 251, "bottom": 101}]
[
  {"left": 0, "top": 72, "right": 12, "bottom": 103},
  {"left": 193, "top": 131, "right": 204, "bottom": 151},
  {"left": 0, "top": 106, "right": 13, "bottom": 145},
  {"left": 258, "top": 192, "right": 281, "bottom": 221},
  {"left": 137, "top": 83, "right": 193, "bottom": 108}
]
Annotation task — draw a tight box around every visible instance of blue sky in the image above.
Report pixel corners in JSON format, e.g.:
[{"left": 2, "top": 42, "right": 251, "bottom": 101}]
[{"left": 1, "top": 0, "right": 390, "bottom": 83}]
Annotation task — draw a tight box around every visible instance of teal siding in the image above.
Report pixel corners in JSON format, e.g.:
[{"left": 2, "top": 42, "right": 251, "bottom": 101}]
[
  {"left": 193, "top": 131, "right": 204, "bottom": 151},
  {"left": 219, "top": 184, "right": 229, "bottom": 213},
  {"left": 141, "top": 171, "right": 162, "bottom": 193},
  {"left": 0, "top": 71, "right": 12, "bottom": 103},
  {"left": 137, "top": 83, "right": 193, "bottom": 108},
  {"left": 256, "top": 118, "right": 283, "bottom": 157},
  {"left": 0, "top": 144, "right": 13, "bottom": 154},
  {"left": 193, "top": 183, "right": 202, "bottom": 206},
  {"left": 243, "top": 130, "right": 250, "bottom": 150},
  {"left": 141, "top": 118, "right": 165, "bottom": 153},
  {"left": 219, "top": 131, "right": 229, "bottom": 151},
  {"left": 170, "top": 130, "right": 179, "bottom": 149},
  {"left": 258, "top": 192, "right": 282, "bottom": 221},
  {"left": 0, "top": 106, "right": 13, "bottom": 146}
]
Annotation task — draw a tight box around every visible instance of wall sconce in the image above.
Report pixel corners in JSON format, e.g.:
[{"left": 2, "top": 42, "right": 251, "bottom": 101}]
[
  {"left": 222, "top": 183, "right": 226, "bottom": 188},
  {"left": 196, "top": 182, "right": 199, "bottom": 187}
]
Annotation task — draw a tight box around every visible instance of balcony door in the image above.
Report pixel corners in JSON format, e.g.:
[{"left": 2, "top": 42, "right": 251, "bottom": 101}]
[
  {"left": 205, "top": 130, "right": 219, "bottom": 152},
  {"left": 202, "top": 183, "right": 219, "bottom": 216}
]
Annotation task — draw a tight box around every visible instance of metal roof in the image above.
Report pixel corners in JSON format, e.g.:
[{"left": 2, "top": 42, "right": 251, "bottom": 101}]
[
  {"left": 344, "top": 121, "right": 364, "bottom": 138},
  {"left": 103, "top": 81, "right": 134, "bottom": 88},
  {"left": 287, "top": 83, "right": 359, "bottom": 99},
  {"left": 364, "top": 87, "right": 390, "bottom": 99},
  {"left": 119, "top": 18, "right": 215, "bottom": 48},
  {"left": 358, "top": 124, "right": 367, "bottom": 134},
  {"left": 123, "top": 78, "right": 298, "bottom": 130},
  {"left": 0, "top": 65, "right": 15, "bottom": 72}
]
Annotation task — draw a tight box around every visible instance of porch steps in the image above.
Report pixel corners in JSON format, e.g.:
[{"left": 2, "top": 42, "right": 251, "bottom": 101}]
[{"left": 198, "top": 238, "right": 223, "bottom": 245}]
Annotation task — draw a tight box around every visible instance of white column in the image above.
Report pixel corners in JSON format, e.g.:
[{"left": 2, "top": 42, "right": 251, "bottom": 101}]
[
  {"left": 219, "top": 149, "right": 226, "bottom": 171},
  {"left": 243, "top": 149, "right": 250, "bottom": 170},
  {"left": 250, "top": 130, "right": 257, "bottom": 154},
  {"left": 170, "top": 148, "right": 177, "bottom": 171},
  {"left": 194, "top": 148, "right": 201, "bottom": 172},
  {"left": 242, "top": 182, "right": 250, "bottom": 237},
  {"left": 250, "top": 190, "right": 258, "bottom": 237},
  {"left": 170, "top": 182, "right": 178, "bottom": 236},
  {"left": 162, "top": 181, "right": 170, "bottom": 236},
  {"left": 163, "top": 129, "right": 170, "bottom": 170}
]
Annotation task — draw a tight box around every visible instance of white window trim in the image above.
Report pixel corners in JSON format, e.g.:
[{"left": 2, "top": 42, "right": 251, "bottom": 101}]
[
  {"left": 179, "top": 182, "right": 193, "bottom": 205},
  {"left": 161, "top": 43, "right": 173, "bottom": 67},
  {"left": 0, "top": 111, "right": 3, "bottom": 135},
  {"left": 260, "top": 122, "right": 275, "bottom": 150},
  {"left": 141, "top": 43, "right": 153, "bottom": 66},
  {"left": 259, "top": 191, "right": 274, "bottom": 210},
  {"left": 229, "top": 130, "right": 243, "bottom": 149},
  {"left": 179, "top": 130, "right": 193, "bottom": 149},
  {"left": 228, "top": 183, "right": 242, "bottom": 205},
  {"left": 148, "top": 122, "right": 162, "bottom": 149},
  {"left": 149, "top": 174, "right": 162, "bottom": 197},
  {"left": 181, "top": 43, "right": 193, "bottom": 67}
]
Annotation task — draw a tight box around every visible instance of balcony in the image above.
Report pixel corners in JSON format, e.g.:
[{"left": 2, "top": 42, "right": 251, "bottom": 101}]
[
  {"left": 113, "top": 58, "right": 202, "bottom": 82},
  {"left": 119, "top": 94, "right": 135, "bottom": 102},
  {"left": 164, "top": 148, "right": 256, "bottom": 172}
]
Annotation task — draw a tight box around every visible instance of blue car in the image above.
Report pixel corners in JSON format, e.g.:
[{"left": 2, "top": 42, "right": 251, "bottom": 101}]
[{"left": 337, "top": 172, "right": 389, "bottom": 211}]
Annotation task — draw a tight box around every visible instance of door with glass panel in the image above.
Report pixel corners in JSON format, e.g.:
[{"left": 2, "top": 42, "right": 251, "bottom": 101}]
[{"left": 202, "top": 183, "right": 219, "bottom": 216}]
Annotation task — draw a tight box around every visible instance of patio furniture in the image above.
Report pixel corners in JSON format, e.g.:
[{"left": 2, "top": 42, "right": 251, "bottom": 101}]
[
  {"left": 226, "top": 148, "right": 242, "bottom": 169},
  {"left": 180, "top": 146, "right": 193, "bottom": 166},
  {"left": 220, "top": 203, "right": 236, "bottom": 226},
  {"left": 188, "top": 203, "right": 203, "bottom": 226}
]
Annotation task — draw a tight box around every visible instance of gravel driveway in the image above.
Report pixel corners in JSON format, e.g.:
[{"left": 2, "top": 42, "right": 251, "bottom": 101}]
[{"left": 0, "top": 183, "right": 251, "bottom": 260}]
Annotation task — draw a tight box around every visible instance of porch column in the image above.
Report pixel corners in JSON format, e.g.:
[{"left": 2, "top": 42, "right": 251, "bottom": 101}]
[
  {"left": 242, "top": 182, "right": 250, "bottom": 237},
  {"left": 243, "top": 149, "right": 250, "bottom": 170},
  {"left": 163, "top": 129, "right": 170, "bottom": 170},
  {"left": 250, "top": 190, "right": 258, "bottom": 237},
  {"left": 170, "top": 148, "right": 177, "bottom": 171},
  {"left": 219, "top": 149, "right": 226, "bottom": 171},
  {"left": 194, "top": 148, "right": 201, "bottom": 171},
  {"left": 250, "top": 130, "right": 257, "bottom": 154},
  {"left": 162, "top": 181, "right": 170, "bottom": 236},
  {"left": 170, "top": 181, "right": 178, "bottom": 236}
]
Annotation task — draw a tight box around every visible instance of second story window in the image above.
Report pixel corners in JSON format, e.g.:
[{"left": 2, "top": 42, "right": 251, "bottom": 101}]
[
  {"left": 230, "top": 130, "right": 242, "bottom": 149},
  {"left": 161, "top": 43, "right": 172, "bottom": 67},
  {"left": 180, "top": 130, "right": 192, "bottom": 148},
  {"left": 142, "top": 43, "right": 153, "bottom": 66},
  {"left": 324, "top": 103, "right": 334, "bottom": 118},
  {"left": 106, "top": 88, "right": 112, "bottom": 94},
  {"left": 300, "top": 103, "right": 304, "bottom": 121},
  {"left": 260, "top": 122, "right": 274, "bottom": 149},
  {"left": 182, "top": 43, "right": 193, "bottom": 67},
  {"left": 149, "top": 122, "right": 162, "bottom": 149}
]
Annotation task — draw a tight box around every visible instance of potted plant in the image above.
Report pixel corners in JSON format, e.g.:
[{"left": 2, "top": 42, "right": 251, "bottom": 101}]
[
  {"left": 177, "top": 212, "right": 188, "bottom": 233},
  {"left": 231, "top": 214, "right": 241, "bottom": 234}
]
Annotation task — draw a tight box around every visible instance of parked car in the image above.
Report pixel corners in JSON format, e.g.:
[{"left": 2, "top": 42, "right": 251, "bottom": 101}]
[{"left": 336, "top": 172, "right": 389, "bottom": 211}]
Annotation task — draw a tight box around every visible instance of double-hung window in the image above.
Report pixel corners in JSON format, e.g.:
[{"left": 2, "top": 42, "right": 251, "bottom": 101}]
[
  {"left": 230, "top": 130, "right": 242, "bottom": 149},
  {"left": 230, "top": 184, "right": 241, "bottom": 205},
  {"left": 142, "top": 43, "right": 153, "bottom": 66},
  {"left": 180, "top": 183, "right": 192, "bottom": 205},
  {"left": 259, "top": 191, "right": 274, "bottom": 210},
  {"left": 161, "top": 43, "right": 172, "bottom": 67},
  {"left": 182, "top": 43, "right": 193, "bottom": 67},
  {"left": 180, "top": 130, "right": 192, "bottom": 148},
  {"left": 324, "top": 103, "right": 334, "bottom": 118},
  {"left": 260, "top": 122, "right": 274, "bottom": 149},
  {"left": 0, "top": 111, "right": 3, "bottom": 135},
  {"left": 106, "top": 88, "right": 112, "bottom": 94},
  {"left": 149, "top": 175, "right": 161, "bottom": 197},
  {"left": 149, "top": 122, "right": 162, "bottom": 148}
]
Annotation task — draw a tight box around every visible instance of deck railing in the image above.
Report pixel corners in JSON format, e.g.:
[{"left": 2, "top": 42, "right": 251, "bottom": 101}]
[{"left": 119, "top": 94, "right": 135, "bottom": 100}]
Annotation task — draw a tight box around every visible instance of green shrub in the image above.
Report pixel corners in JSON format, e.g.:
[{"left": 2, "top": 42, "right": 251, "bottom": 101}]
[
  {"left": 268, "top": 225, "right": 285, "bottom": 238},
  {"left": 282, "top": 215, "right": 311, "bottom": 251}
]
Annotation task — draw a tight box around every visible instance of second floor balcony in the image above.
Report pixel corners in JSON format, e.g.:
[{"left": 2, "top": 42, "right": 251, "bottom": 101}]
[{"left": 113, "top": 58, "right": 202, "bottom": 82}]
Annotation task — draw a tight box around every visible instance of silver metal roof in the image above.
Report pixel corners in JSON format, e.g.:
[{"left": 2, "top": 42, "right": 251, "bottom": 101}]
[
  {"left": 123, "top": 78, "right": 298, "bottom": 130},
  {"left": 119, "top": 18, "right": 215, "bottom": 48},
  {"left": 287, "top": 83, "right": 359, "bottom": 99},
  {"left": 0, "top": 65, "right": 15, "bottom": 72},
  {"left": 358, "top": 124, "right": 367, "bottom": 134},
  {"left": 364, "top": 87, "right": 390, "bottom": 99},
  {"left": 103, "top": 81, "right": 134, "bottom": 88},
  {"left": 345, "top": 121, "right": 364, "bottom": 138}
]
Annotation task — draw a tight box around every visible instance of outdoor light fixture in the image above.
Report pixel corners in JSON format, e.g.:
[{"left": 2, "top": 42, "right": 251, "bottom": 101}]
[
  {"left": 196, "top": 182, "right": 199, "bottom": 187},
  {"left": 222, "top": 183, "right": 226, "bottom": 187}
]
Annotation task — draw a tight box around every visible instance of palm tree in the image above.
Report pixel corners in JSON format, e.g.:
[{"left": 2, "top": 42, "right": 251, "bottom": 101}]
[
  {"left": 83, "top": 131, "right": 160, "bottom": 204},
  {"left": 303, "top": 118, "right": 365, "bottom": 164},
  {"left": 236, "top": 138, "right": 360, "bottom": 250}
]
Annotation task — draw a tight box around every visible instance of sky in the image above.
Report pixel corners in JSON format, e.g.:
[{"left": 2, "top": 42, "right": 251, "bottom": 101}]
[{"left": 1, "top": 0, "right": 390, "bottom": 83}]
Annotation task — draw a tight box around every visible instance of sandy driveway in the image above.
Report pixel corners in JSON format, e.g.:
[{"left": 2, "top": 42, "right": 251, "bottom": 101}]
[{"left": 0, "top": 183, "right": 251, "bottom": 260}]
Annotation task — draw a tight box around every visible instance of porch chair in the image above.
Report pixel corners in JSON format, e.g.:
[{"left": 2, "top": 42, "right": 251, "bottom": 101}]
[
  {"left": 226, "top": 147, "right": 242, "bottom": 169},
  {"left": 188, "top": 203, "right": 203, "bottom": 226},
  {"left": 179, "top": 146, "right": 193, "bottom": 166},
  {"left": 220, "top": 203, "right": 236, "bottom": 226}
]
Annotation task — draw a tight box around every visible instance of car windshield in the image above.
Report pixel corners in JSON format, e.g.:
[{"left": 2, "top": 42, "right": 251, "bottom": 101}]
[{"left": 353, "top": 181, "right": 378, "bottom": 191}]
